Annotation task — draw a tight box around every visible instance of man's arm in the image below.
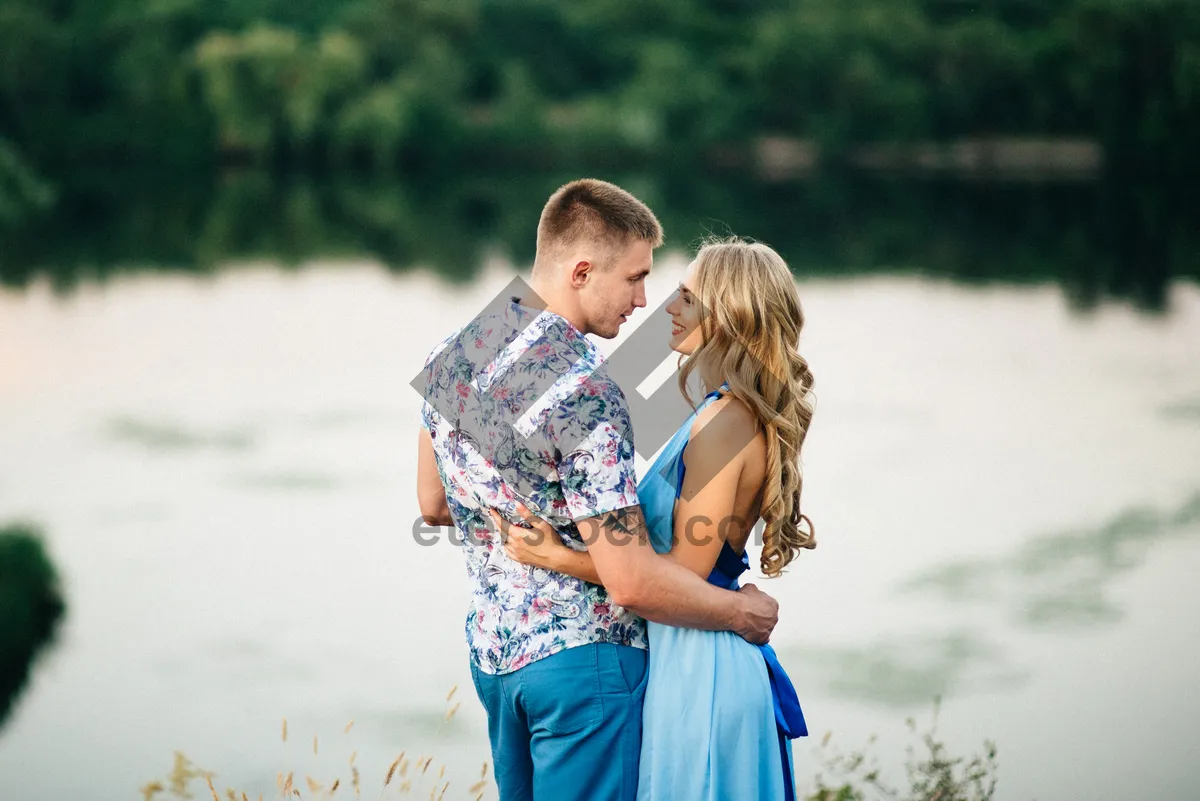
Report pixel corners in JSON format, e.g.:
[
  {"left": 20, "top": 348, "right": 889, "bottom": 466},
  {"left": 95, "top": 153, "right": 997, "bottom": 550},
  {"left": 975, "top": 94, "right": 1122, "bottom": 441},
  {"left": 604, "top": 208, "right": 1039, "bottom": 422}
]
[
  {"left": 417, "top": 428, "right": 453, "bottom": 527},
  {"left": 498, "top": 396, "right": 750, "bottom": 585},
  {"left": 580, "top": 506, "right": 778, "bottom": 645},
  {"left": 540, "top": 375, "right": 777, "bottom": 642}
]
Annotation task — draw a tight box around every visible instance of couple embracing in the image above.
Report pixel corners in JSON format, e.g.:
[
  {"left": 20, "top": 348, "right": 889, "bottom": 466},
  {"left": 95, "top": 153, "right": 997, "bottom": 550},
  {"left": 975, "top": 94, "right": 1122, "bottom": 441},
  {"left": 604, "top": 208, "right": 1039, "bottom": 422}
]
[{"left": 416, "top": 179, "right": 816, "bottom": 800}]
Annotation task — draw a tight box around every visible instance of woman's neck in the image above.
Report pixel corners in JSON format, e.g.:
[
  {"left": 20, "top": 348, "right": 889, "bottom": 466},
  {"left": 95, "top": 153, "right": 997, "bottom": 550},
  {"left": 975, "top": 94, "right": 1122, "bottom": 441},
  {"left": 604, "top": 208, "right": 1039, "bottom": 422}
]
[{"left": 700, "top": 363, "right": 726, "bottom": 395}]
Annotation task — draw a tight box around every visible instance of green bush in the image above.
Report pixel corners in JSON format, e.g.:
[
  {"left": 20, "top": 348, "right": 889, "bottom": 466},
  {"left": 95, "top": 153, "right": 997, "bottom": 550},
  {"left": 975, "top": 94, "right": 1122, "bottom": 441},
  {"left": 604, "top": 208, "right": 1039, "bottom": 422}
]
[
  {"left": 0, "top": 523, "right": 66, "bottom": 729},
  {"left": 807, "top": 699, "right": 998, "bottom": 801}
]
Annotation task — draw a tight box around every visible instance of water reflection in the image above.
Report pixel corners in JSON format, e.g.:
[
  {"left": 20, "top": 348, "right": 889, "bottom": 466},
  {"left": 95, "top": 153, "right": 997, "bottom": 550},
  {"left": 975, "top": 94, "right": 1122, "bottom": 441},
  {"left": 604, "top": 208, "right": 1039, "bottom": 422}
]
[
  {"left": 900, "top": 492, "right": 1200, "bottom": 630},
  {"left": 104, "top": 410, "right": 397, "bottom": 458},
  {"left": 781, "top": 630, "right": 1029, "bottom": 708},
  {"left": 227, "top": 471, "right": 345, "bottom": 492},
  {"left": 155, "top": 639, "right": 316, "bottom": 688},
  {"left": 1160, "top": 398, "right": 1200, "bottom": 422},
  {"left": 2, "top": 169, "right": 1196, "bottom": 312},
  {"left": 302, "top": 408, "right": 394, "bottom": 430},
  {"left": 781, "top": 493, "right": 1200, "bottom": 708},
  {"left": 106, "top": 417, "right": 258, "bottom": 454},
  {"left": 0, "top": 524, "right": 66, "bottom": 732}
]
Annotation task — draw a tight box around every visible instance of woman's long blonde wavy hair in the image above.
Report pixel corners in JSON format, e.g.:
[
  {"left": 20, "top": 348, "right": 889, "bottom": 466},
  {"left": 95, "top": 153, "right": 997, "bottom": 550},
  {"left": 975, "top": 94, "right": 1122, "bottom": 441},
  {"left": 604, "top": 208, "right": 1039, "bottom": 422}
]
[{"left": 677, "top": 237, "right": 816, "bottom": 577}]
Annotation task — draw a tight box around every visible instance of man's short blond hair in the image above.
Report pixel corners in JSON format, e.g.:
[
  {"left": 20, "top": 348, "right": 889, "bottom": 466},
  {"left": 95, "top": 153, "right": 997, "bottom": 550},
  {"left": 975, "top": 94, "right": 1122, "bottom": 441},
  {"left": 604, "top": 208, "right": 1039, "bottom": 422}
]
[{"left": 533, "top": 179, "right": 664, "bottom": 273}]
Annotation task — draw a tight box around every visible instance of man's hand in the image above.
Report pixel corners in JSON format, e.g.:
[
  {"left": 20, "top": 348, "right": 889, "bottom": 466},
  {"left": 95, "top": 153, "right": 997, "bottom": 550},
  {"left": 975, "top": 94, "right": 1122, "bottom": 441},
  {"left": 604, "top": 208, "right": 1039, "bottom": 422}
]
[
  {"left": 733, "top": 583, "right": 779, "bottom": 645},
  {"left": 488, "top": 502, "right": 569, "bottom": 571}
]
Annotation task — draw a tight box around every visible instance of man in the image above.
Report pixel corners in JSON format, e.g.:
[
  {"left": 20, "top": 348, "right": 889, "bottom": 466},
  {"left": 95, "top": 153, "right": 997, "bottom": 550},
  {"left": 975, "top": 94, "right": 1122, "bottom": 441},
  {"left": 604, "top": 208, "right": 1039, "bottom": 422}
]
[{"left": 415, "top": 179, "right": 778, "bottom": 801}]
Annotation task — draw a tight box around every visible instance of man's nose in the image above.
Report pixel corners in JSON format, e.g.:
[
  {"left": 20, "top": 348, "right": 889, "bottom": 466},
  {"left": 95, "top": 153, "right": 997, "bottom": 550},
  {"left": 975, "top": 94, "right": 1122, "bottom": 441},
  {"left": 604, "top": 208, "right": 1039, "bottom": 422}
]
[{"left": 633, "top": 286, "right": 647, "bottom": 308}]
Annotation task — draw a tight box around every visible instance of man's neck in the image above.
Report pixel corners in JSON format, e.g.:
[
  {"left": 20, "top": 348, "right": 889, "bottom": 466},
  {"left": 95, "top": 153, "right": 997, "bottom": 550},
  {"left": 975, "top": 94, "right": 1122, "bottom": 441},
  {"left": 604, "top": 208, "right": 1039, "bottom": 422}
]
[{"left": 521, "top": 280, "right": 588, "bottom": 336}]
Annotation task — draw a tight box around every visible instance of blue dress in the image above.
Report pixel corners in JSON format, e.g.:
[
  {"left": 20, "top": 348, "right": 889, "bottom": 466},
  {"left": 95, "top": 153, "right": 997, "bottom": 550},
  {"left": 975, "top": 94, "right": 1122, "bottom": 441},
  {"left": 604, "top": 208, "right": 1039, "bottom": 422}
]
[{"left": 636, "top": 387, "right": 808, "bottom": 801}]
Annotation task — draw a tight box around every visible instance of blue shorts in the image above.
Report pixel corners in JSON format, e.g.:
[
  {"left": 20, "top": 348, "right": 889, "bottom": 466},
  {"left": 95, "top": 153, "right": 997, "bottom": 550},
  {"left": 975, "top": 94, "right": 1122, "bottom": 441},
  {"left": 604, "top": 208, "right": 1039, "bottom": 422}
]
[{"left": 469, "top": 643, "right": 649, "bottom": 801}]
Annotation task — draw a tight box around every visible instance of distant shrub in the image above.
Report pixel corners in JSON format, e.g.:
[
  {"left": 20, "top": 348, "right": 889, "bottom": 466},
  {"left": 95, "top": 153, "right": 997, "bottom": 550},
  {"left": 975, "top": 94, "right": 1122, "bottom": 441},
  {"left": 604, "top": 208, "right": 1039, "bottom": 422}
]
[
  {"left": 0, "top": 522, "right": 66, "bottom": 728},
  {"left": 807, "top": 698, "right": 998, "bottom": 801}
]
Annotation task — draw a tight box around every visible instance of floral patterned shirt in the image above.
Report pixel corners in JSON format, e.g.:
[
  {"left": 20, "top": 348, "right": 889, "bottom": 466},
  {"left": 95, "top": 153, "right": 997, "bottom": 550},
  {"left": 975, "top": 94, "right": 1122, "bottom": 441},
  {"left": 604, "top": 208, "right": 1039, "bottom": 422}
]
[{"left": 419, "top": 297, "right": 647, "bottom": 675}]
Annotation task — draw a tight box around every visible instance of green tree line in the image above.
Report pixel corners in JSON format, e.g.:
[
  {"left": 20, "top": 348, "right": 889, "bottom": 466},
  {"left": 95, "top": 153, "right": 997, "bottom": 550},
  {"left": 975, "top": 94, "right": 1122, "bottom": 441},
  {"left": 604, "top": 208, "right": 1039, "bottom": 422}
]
[
  {"left": 1, "top": 0, "right": 1198, "bottom": 184},
  {"left": 4, "top": 167, "right": 1192, "bottom": 311}
]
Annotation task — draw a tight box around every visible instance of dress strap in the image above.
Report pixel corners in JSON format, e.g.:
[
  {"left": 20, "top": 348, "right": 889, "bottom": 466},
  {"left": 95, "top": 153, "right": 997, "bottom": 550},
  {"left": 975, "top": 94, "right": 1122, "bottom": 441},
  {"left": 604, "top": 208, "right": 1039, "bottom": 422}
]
[
  {"left": 712, "top": 541, "right": 750, "bottom": 583},
  {"left": 702, "top": 381, "right": 731, "bottom": 402}
]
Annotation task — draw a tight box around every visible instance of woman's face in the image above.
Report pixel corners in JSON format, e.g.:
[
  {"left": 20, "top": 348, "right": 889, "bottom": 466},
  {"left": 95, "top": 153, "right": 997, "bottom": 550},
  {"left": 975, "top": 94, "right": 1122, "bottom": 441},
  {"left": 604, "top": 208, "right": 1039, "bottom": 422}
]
[{"left": 665, "top": 260, "right": 704, "bottom": 355}]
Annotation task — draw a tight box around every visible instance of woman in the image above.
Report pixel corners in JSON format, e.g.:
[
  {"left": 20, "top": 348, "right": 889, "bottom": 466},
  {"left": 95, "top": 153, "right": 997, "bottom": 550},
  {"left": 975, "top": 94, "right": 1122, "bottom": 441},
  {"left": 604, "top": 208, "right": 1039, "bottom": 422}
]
[{"left": 492, "top": 237, "right": 816, "bottom": 800}]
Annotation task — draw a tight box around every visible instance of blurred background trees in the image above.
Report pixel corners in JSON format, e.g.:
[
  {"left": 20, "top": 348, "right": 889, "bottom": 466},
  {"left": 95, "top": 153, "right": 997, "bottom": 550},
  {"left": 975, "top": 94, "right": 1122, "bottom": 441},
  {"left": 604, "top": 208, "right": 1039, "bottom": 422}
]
[
  {"left": 1, "top": 0, "right": 1195, "bottom": 310},
  {"left": 1, "top": 0, "right": 1196, "bottom": 181}
]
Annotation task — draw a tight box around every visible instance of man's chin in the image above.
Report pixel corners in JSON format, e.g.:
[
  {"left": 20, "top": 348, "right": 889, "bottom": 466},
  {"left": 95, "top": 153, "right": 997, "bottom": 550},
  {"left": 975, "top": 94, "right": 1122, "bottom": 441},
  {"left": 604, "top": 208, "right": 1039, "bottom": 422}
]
[{"left": 592, "top": 320, "right": 623, "bottom": 339}]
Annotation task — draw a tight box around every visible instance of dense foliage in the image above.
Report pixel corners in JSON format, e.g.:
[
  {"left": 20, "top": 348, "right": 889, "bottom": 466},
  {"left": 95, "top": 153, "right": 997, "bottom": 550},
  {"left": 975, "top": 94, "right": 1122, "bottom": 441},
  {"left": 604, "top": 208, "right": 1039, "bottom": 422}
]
[
  {"left": 1, "top": 0, "right": 1197, "bottom": 179},
  {"left": 0, "top": 524, "right": 66, "bottom": 729}
]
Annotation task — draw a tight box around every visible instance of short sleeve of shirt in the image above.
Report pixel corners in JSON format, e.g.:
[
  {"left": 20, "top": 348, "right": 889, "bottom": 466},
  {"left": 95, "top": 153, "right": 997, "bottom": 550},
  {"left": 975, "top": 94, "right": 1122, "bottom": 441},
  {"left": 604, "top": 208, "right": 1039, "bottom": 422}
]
[
  {"left": 418, "top": 329, "right": 460, "bottom": 430},
  {"left": 547, "top": 373, "right": 639, "bottom": 521}
]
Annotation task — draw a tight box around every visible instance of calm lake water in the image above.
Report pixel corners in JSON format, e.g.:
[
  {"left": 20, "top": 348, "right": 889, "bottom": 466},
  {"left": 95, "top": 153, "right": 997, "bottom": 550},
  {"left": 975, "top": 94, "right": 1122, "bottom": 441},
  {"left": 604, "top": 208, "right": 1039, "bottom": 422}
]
[{"left": 1, "top": 173, "right": 1199, "bottom": 801}]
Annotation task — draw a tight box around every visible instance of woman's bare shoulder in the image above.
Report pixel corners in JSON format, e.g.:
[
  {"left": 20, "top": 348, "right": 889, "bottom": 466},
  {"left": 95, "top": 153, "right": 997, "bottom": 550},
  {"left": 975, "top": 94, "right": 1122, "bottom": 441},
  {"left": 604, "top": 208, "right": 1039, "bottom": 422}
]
[{"left": 687, "top": 394, "right": 762, "bottom": 453}]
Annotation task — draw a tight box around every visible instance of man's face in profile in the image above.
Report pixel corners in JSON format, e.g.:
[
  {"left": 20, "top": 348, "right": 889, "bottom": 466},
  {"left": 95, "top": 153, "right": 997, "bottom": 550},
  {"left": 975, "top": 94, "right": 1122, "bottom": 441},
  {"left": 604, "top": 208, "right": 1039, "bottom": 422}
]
[{"left": 578, "top": 238, "right": 653, "bottom": 338}]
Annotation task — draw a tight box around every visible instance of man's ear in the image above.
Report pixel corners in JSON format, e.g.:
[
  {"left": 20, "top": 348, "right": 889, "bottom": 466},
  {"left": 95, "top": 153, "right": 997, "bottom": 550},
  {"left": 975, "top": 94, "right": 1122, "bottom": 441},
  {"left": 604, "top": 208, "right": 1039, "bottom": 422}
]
[{"left": 569, "top": 259, "right": 592, "bottom": 288}]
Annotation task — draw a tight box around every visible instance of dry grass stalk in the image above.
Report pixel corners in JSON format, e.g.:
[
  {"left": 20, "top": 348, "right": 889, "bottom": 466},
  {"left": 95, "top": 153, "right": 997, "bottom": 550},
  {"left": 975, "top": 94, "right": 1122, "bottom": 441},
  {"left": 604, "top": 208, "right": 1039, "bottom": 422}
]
[
  {"left": 142, "top": 725, "right": 494, "bottom": 801},
  {"left": 444, "top": 702, "right": 461, "bottom": 721},
  {"left": 379, "top": 752, "right": 403, "bottom": 801},
  {"left": 384, "top": 753, "right": 403, "bottom": 785},
  {"left": 445, "top": 685, "right": 457, "bottom": 702},
  {"left": 140, "top": 781, "right": 165, "bottom": 801},
  {"left": 169, "top": 752, "right": 195, "bottom": 797}
]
